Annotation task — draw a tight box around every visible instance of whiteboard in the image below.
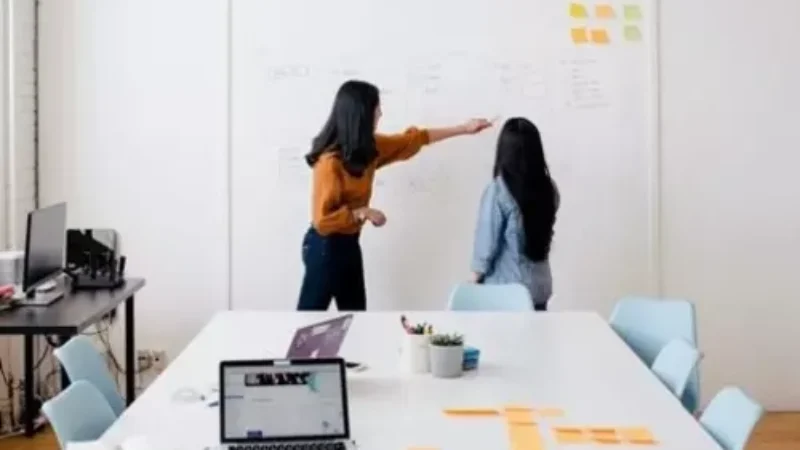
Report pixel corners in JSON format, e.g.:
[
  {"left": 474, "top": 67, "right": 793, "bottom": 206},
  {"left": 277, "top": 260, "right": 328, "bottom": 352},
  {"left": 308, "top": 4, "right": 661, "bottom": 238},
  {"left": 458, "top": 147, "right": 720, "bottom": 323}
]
[{"left": 231, "top": 0, "right": 657, "bottom": 311}]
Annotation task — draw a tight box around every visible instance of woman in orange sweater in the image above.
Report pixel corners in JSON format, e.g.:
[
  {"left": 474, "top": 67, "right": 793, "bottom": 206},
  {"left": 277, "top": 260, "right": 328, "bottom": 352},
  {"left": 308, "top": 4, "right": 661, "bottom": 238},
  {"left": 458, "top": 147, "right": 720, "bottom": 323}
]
[{"left": 298, "top": 80, "right": 492, "bottom": 311}]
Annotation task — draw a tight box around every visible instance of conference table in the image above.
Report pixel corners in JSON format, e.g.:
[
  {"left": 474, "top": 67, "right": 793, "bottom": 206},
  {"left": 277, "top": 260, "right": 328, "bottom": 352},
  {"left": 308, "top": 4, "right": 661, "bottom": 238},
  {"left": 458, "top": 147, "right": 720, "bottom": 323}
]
[{"left": 101, "top": 311, "right": 721, "bottom": 450}]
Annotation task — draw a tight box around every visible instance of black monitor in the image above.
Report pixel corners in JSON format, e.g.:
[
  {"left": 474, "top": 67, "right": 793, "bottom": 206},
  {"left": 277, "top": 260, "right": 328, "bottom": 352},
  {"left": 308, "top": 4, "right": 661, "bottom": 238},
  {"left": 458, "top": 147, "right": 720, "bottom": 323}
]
[{"left": 23, "top": 203, "right": 67, "bottom": 296}]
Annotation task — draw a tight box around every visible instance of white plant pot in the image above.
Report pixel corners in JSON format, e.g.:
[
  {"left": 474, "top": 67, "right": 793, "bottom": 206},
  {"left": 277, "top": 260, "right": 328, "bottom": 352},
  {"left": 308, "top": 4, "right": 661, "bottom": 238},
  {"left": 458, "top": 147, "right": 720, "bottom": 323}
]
[
  {"left": 429, "top": 344, "right": 464, "bottom": 378},
  {"left": 401, "top": 333, "right": 431, "bottom": 373}
]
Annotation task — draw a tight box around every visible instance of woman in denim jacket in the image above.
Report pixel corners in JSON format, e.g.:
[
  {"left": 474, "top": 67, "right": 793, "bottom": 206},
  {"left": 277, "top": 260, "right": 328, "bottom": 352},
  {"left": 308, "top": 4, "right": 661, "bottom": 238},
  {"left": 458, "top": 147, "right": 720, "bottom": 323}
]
[{"left": 470, "top": 117, "right": 559, "bottom": 311}]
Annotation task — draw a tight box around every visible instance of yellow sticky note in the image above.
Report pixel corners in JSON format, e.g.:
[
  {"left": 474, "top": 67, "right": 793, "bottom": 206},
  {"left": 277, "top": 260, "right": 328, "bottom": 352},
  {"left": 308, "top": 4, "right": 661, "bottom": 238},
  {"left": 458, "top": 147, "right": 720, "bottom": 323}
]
[
  {"left": 537, "top": 407, "right": 565, "bottom": 417},
  {"left": 443, "top": 408, "right": 499, "bottom": 416},
  {"left": 624, "top": 4, "right": 643, "bottom": 20},
  {"left": 590, "top": 29, "right": 611, "bottom": 44},
  {"left": 571, "top": 27, "right": 589, "bottom": 44},
  {"left": 569, "top": 3, "right": 589, "bottom": 18},
  {"left": 624, "top": 25, "right": 643, "bottom": 42},
  {"left": 595, "top": 4, "right": 615, "bottom": 19}
]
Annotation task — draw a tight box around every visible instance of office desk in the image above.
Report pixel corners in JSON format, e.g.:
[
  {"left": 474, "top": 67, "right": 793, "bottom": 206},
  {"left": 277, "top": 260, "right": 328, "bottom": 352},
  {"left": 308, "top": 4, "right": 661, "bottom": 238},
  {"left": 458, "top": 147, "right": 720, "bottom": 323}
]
[
  {"left": 0, "top": 278, "right": 145, "bottom": 436},
  {"left": 102, "top": 311, "right": 721, "bottom": 450}
]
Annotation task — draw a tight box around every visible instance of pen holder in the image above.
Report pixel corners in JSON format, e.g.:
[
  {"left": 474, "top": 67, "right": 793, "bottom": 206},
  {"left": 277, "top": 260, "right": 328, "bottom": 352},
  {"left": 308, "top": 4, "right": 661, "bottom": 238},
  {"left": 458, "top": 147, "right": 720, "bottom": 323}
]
[{"left": 401, "top": 333, "right": 431, "bottom": 373}]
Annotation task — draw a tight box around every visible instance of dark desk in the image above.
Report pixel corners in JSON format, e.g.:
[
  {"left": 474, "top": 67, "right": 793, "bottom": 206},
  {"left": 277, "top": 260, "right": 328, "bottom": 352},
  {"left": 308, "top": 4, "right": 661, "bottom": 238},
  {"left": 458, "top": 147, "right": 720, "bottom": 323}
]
[{"left": 0, "top": 278, "right": 145, "bottom": 436}]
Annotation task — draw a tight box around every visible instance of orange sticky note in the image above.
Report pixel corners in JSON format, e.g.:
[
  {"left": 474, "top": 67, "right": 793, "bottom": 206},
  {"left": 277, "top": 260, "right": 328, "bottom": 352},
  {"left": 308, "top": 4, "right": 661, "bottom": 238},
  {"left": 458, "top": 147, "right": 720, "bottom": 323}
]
[
  {"left": 505, "top": 410, "right": 535, "bottom": 423},
  {"left": 569, "top": 3, "right": 589, "bottom": 18},
  {"left": 537, "top": 407, "right": 565, "bottom": 417},
  {"left": 594, "top": 436, "right": 622, "bottom": 444},
  {"left": 595, "top": 4, "right": 615, "bottom": 19},
  {"left": 443, "top": 408, "right": 499, "bottom": 416},
  {"left": 571, "top": 28, "right": 589, "bottom": 44},
  {"left": 629, "top": 438, "right": 658, "bottom": 445},
  {"left": 554, "top": 428, "right": 590, "bottom": 444},
  {"left": 554, "top": 427, "right": 583, "bottom": 434},
  {"left": 618, "top": 427, "right": 654, "bottom": 441},
  {"left": 503, "top": 405, "right": 533, "bottom": 412},
  {"left": 508, "top": 423, "right": 544, "bottom": 450},
  {"left": 590, "top": 28, "right": 611, "bottom": 44}
]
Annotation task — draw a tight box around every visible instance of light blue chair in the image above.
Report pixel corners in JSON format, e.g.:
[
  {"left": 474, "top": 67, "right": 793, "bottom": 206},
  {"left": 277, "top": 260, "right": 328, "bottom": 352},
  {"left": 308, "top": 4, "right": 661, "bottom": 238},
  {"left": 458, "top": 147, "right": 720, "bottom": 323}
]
[
  {"left": 699, "top": 387, "right": 764, "bottom": 450},
  {"left": 651, "top": 338, "right": 700, "bottom": 400},
  {"left": 42, "top": 380, "right": 117, "bottom": 448},
  {"left": 448, "top": 283, "right": 532, "bottom": 311},
  {"left": 608, "top": 297, "right": 700, "bottom": 412},
  {"left": 54, "top": 335, "right": 126, "bottom": 416}
]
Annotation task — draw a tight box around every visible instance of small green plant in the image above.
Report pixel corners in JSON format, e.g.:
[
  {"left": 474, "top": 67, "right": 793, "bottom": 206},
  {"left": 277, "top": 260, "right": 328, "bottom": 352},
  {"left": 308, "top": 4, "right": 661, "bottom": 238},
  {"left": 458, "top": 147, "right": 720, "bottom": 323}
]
[{"left": 429, "top": 333, "right": 464, "bottom": 347}]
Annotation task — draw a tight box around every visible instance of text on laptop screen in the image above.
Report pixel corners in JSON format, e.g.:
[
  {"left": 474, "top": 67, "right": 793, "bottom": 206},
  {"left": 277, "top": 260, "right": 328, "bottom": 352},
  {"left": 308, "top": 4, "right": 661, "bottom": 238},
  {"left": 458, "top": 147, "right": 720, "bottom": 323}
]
[{"left": 223, "top": 362, "right": 346, "bottom": 441}]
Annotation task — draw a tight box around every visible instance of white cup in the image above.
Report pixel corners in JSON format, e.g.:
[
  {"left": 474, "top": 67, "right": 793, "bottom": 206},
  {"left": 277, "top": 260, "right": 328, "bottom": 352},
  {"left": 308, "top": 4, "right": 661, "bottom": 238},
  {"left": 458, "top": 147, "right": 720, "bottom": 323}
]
[{"left": 401, "top": 333, "right": 431, "bottom": 373}]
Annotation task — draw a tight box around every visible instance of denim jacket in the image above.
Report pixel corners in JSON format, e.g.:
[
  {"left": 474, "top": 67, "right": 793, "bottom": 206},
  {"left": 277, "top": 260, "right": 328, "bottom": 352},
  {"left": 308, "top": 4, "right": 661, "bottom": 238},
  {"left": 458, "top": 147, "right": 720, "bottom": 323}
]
[{"left": 470, "top": 176, "right": 558, "bottom": 306}]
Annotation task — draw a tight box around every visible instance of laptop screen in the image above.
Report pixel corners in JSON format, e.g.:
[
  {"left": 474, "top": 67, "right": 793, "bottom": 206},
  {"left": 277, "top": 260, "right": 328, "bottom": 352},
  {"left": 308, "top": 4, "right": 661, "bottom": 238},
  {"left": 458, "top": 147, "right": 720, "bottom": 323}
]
[{"left": 221, "top": 360, "right": 348, "bottom": 442}]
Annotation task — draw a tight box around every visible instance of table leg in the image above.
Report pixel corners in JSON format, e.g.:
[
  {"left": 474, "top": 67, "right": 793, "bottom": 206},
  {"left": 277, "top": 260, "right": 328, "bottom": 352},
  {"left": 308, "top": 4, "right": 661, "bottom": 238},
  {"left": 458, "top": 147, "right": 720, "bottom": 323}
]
[
  {"left": 23, "top": 334, "right": 34, "bottom": 437},
  {"left": 125, "top": 295, "right": 136, "bottom": 405},
  {"left": 57, "top": 334, "right": 75, "bottom": 390}
]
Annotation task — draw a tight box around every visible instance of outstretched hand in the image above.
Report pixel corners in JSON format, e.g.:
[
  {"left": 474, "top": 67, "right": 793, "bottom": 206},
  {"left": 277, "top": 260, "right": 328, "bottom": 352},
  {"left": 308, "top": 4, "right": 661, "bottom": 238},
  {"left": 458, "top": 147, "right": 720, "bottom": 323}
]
[{"left": 461, "top": 118, "right": 493, "bottom": 134}]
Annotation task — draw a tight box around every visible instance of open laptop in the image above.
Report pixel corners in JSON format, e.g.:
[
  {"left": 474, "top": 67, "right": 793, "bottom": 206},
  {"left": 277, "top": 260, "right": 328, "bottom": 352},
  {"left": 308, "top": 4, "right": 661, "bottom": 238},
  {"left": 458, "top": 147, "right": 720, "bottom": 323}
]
[
  {"left": 219, "top": 358, "right": 354, "bottom": 450},
  {"left": 287, "top": 315, "right": 354, "bottom": 358}
]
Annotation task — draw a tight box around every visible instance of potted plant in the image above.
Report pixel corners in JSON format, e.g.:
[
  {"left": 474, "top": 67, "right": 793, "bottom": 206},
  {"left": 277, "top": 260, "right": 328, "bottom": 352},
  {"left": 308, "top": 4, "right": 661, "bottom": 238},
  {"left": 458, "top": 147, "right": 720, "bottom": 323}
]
[{"left": 429, "top": 333, "right": 465, "bottom": 378}]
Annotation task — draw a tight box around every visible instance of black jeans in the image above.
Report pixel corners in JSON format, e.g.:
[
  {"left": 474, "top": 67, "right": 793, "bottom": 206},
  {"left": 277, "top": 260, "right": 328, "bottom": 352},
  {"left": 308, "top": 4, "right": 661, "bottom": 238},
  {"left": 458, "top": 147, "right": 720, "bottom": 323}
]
[{"left": 297, "top": 228, "right": 366, "bottom": 311}]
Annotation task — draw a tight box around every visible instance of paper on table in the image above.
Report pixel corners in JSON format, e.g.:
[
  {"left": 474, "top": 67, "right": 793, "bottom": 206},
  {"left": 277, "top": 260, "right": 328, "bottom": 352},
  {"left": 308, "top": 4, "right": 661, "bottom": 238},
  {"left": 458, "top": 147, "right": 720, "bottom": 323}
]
[
  {"left": 624, "top": 4, "right": 643, "bottom": 20},
  {"left": 624, "top": 25, "right": 643, "bottom": 42},
  {"left": 595, "top": 4, "right": 615, "bottom": 19},
  {"left": 590, "top": 29, "right": 611, "bottom": 44},
  {"left": 571, "top": 28, "right": 589, "bottom": 44},
  {"left": 569, "top": 3, "right": 589, "bottom": 18}
]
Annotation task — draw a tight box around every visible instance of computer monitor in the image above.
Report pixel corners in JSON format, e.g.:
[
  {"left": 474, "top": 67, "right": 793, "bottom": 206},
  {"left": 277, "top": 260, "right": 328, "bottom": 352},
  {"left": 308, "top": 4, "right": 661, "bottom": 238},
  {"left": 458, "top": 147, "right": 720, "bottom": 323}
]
[{"left": 23, "top": 202, "right": 67, "bottom": 298}]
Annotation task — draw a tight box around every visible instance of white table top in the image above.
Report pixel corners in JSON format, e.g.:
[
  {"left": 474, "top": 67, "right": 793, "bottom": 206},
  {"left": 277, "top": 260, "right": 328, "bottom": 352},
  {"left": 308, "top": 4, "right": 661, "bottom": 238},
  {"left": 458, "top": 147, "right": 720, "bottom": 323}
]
[{"left": 101, "top": 311, "right": 720, "bottom": 450}]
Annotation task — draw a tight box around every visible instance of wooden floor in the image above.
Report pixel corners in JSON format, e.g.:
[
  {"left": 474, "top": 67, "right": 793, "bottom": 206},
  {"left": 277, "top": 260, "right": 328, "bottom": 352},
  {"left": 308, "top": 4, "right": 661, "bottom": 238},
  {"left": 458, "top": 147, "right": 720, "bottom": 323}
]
[{"left": 0, "top": 413, "right": 797, "bottom": 449}]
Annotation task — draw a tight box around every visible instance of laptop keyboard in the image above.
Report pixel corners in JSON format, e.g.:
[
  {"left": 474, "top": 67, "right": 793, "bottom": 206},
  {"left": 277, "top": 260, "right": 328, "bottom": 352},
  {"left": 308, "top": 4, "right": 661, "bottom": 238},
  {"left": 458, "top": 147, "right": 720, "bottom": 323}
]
[{"left": 230, "top": 442, "right": 346, "bottom": 450}]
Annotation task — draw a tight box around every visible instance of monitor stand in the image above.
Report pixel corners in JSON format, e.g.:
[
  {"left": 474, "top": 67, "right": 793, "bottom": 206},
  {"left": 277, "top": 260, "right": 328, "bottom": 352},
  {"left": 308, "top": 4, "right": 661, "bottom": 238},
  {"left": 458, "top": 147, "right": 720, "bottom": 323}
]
[{"left": 17, "top": 276, "right": 66, "bottom": 307}]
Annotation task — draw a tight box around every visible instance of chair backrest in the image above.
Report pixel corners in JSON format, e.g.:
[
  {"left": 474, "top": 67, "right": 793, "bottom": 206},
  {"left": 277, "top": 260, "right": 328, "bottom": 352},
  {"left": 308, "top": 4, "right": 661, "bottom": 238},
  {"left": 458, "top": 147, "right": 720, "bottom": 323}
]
[
  {"left": 448, "top": 283, "right": 532, "bottom": 311},
  {"left": 608, "top": 296, "right": 700, "bottom": 412},
  {"left": 651, "top": 338, "right": 700, "bottom": 399},
  {"left": 42, "top": 380, "right": 117, "bottom": 449},
  {"left": 699, "top": 387, "right": 764, "bottom": 450},
  {"left": 54, "top": 335, "right": 126, "bottom": 416}
]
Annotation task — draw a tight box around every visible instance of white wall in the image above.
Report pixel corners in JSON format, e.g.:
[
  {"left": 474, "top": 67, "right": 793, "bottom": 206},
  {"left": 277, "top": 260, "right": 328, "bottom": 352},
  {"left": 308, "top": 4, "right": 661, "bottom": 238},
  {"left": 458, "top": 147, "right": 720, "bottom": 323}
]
[
  {"left": 660, "top": 0, "right": 800, "bottom": 410},
  {"left": 37, "top": 0, "right": 229, "bottom": 359},
  {"left": 36, "top": 0, "right": 800, "bottom": 410},
  {"left": 1, "top": 0, "right": 36, "bottom": 250}
]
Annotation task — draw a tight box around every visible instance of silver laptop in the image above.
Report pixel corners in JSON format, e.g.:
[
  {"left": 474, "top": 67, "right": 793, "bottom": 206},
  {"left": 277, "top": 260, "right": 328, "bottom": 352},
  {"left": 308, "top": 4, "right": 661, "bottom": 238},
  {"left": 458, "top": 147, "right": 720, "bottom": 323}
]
[{"left": 219, "top": 358, "right": 355, "bottom": 450}]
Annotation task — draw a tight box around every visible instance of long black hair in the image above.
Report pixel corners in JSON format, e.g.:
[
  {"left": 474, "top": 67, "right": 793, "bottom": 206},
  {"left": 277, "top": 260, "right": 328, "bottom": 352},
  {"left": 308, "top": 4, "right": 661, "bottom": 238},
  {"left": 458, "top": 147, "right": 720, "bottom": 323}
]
[
  {"left": 305, "top": 80, "right": 380, "bottom": 177},
  {"left": 494, "top": 117, "right": 557, "bottom": 262}
]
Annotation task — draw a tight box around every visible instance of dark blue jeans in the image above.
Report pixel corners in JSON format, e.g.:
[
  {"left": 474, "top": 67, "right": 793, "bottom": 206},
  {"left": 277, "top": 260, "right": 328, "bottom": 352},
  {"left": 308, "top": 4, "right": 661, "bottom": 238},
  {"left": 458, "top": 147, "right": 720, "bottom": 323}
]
[{"left": 297, "top": 228, "right": 366, "bottom": 311}]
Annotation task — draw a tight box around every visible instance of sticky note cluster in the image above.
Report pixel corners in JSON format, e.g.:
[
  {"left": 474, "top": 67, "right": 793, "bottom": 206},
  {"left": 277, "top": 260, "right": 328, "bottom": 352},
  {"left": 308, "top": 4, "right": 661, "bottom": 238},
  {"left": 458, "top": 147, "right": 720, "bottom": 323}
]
[
  {"left": 569, "top": 3, "right": 645, "bottom": 45},
  {"left": 552, "top": 426, "right": 658, "bottom": 445}
]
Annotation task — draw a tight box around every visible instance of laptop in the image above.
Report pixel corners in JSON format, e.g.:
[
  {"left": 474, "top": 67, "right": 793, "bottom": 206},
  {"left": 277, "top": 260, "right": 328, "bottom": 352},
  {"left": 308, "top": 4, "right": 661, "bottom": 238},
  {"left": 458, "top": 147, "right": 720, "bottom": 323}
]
[
  {"left": 219, "top": 358, "right": 354, "bottom": 450},
  {"left": 287, "top": 315, "right": 354, "bottom": 358}
]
